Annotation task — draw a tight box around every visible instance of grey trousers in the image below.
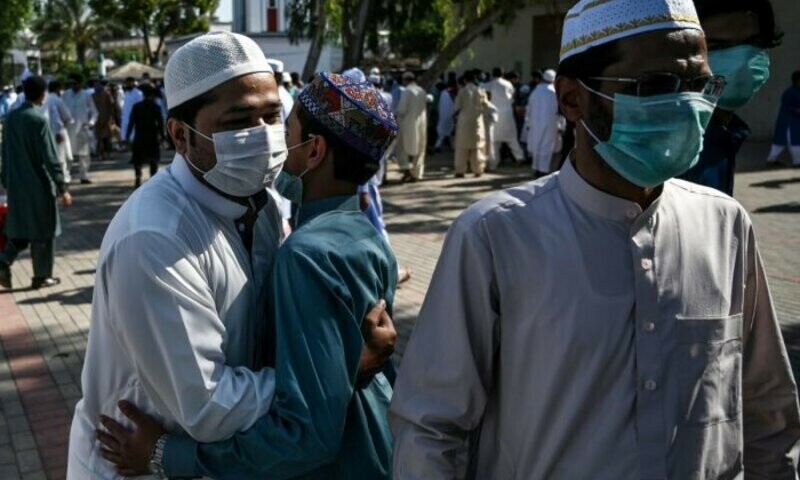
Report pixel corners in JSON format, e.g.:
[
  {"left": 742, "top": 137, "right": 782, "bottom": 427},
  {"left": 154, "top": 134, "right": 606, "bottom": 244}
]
[{"left": 0, "top": 238, "right": 55, "bottom": 279}]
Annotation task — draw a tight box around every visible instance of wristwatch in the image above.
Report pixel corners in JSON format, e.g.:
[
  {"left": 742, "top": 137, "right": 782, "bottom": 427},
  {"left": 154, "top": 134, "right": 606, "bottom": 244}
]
[{"left": 149, "top": 434, "right": 169, "bottom": 480}]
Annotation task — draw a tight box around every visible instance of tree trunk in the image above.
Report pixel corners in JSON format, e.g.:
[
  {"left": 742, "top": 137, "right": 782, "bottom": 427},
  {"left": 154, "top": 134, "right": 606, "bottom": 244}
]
[
  {"left": 76, "top": 43, "right": 87, "bottom": 66},
  {"left": 141, "top": 25, "right": 154, "bottom": 66},
  {"left": 350, "top": 0, "right": 371, "bottom": 67},
  {"left": 302, "top": 0, "right": 326, "bottom": 81},
  {"left": 152, "top": 34, "right": 166, "bottom": 66},
  {"left": 418, "top": 8, "right": 505, "bottom": 91},
  {"left": 341, "top": 0, "right": 371, "bottom": 69}
]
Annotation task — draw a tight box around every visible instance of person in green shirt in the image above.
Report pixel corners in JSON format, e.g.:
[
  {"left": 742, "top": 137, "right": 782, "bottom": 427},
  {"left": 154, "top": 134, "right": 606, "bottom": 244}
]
[
  {"left": 0, "top": 75, "right": 73, "bottom": 290},
  {"left": 97, "top": 72, "right": 400, "bottom": 479}
]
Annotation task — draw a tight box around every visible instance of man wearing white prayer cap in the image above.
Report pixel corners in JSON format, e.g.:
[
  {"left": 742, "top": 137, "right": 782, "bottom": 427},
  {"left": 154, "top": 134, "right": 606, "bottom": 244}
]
[
  {"left": 391, "top": 0, "right": 800, "bottom": 478},
  {"left": 266, "top": 58, "right": 295, "bottom": 122},
  {"left": 67, "top": 31, "right": 395, "bottom": 479},
  {"left": 524, "top": 68, "right": 561, "bottom": 176}
]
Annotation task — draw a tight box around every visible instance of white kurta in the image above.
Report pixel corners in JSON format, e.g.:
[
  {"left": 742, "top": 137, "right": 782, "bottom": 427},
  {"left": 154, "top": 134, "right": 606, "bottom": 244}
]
[
  {"left": 62, "top": 88, "right": 98, "bottom": 157},
  {"left": 43, "top": 93, "right": 74, "bottom": 181},
  {"left": 525, "top": 83, "right": 560, "bottom": 172},
  {"left": 485, "top": 77, "right": 517, "bottom": 143},
  {"left": 396, "top": 84, "right": 428, "bottom": 157},
  {"left": 120, "top": 88, "right": 144, "bottom": 141},
  {"left": 390, "top": 159, "right": 800, "bottom": 479},
  {"left": 67, "top": 154, "right": 284, "bottom": 480},
  {"left": 436, "top": 90, "right": 455, "bottom": 141}
]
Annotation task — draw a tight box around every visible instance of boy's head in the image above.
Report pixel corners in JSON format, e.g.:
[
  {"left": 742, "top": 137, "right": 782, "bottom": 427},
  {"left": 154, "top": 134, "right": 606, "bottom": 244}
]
[{"left": 283, "top": 72, "right": 397, "bottom": 200}]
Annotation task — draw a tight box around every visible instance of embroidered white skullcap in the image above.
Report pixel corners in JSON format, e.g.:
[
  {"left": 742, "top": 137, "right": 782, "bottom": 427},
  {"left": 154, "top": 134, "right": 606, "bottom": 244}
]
[
  {"left": 266, "top": 58, "right": 284, "bottom": 73},
  {"left": 368, "top": 74, "right": 382, "bottom": 84},
  {"left": 165, "top": 32, "right": 272, "bottom": 109},
  {"left": 559, "top": 0, "right": 703, "bottom": 63},
  {"left": 342, "top": 68, "right": 367, "bottom": 83},
  {"left": 281, "top": 72, "right": 292, "bottom": 84},
  {"left": 543, "top": 69, "right": 557, "bottom": 83},
  {"left": 369, "top": 67, "right": 381, "bottom": 76}
]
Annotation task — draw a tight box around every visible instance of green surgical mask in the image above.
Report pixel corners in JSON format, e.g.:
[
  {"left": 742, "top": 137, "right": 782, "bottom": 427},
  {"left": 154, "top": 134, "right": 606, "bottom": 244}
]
[
  {"left": 708, "top": 45, "right": 770, "bottom": 110},
  {"left": 579, "top": 80, "right": 717, "bottom": 188}
]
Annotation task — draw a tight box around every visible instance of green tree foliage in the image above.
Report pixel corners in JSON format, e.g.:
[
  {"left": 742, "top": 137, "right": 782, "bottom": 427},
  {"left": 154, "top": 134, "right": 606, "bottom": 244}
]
[
  {"left": 89, "top": 0, "right": 219, "bottom": 65},
  {"left": 32, "top": 0, "right": 118, "bottom": 68},
  {"left": 0, "top": 0, "right": 33, "bottom": 56}
]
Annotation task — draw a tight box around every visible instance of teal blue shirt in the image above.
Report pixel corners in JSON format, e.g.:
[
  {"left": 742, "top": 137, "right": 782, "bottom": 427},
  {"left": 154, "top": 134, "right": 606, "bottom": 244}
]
[{"left": 164, "top": 195, "right": 397, "bottom": 479}]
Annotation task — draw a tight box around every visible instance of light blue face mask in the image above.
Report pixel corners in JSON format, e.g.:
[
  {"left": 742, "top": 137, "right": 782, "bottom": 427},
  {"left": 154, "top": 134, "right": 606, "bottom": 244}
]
[
  {"left": 708, "top": 45, "right": 770, "bottom": 110},
  {"left": 273, "top": 134, "right": 317, "bottom": 205},
  {"left": 579, "top": 80, "right": 717, "bottom": 188}
]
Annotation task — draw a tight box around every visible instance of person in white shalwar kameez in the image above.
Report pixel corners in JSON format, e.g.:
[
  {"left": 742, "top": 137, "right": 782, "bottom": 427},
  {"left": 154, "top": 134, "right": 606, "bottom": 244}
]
[
  {"left": 485, "top": 68, "right": 525, "bottom": 169},
  {"left": 435, "top": 84, "right": 455, "bottom": 150},
  {"left": 396, "top": 72, "right": 428, "bottom": 182},
  {"left": 120, "top": 77, "right": 144, "bottom": 142},
  {"left": 43, "top": 80, "right": 74, "bottom": 183},
  {"left": 67, "top": 32, "right": 394, "bottom": 480},
  {"left": 390, "top": 1, "right": 800, "bottom": 478},
  {"left": 62, "top": 75, "right": 98, "bottom": 183},
  {"left": 524, "top": 69, "right": 561, "bottom": 176}
]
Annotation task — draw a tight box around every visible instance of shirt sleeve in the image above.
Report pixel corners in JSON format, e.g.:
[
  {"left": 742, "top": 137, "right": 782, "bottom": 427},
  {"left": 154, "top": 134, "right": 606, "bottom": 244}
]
[
  {"left": 87, "top": 93, "right": 98, "bottom": 124},
  {"left": 103, "top": 231, "right": 276, "bottom": 443},
  {"left": 37, "top": 118, "right": 65, "bottom": 194},
  {"left": 741, "top": 223, "right": 800, "bottom": 479},
  {"left": 390, "top": 215, "right": 499, "bottom": 479},
  {"left": 163, "top": 248, "right": 364, "bottom": 479}
]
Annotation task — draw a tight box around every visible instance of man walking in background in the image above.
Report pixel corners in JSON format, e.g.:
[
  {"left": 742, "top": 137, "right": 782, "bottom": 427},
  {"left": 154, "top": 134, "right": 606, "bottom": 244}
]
[
  {"left": 0, "top": 76, "right": 72, "bottom": 290},
  {"left": 396, "top": 72, "right": 428, "bottom": 182},
  {"left": 453, "top": 70, "right": 489, "bottom": 178},
  {"left": 63, "top": 74, "right": 98, "bottom": 184},
  {"left": 524, "top": 69, "right": 560, "bottom": 178},
  {"left": 43, "top": 80, "right": 74, "bottom": 184},
  {"left": 485, "top": 67, "right": 525, "bottom": 169}
]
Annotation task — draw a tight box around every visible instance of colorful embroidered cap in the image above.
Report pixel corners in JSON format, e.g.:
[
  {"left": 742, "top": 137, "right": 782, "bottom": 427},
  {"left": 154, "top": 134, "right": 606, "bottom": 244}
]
[
  {"left": 560, "top": 0, "right": 703, "bottom": 63},
  {"left": 298, "top": 72, "right": 398, "bottom": 164}
]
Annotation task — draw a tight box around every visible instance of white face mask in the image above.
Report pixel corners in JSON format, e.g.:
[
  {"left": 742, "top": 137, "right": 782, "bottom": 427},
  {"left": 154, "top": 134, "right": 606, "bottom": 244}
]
[{"left": 183, "top": 122, "right": 288, "bottom": 197}]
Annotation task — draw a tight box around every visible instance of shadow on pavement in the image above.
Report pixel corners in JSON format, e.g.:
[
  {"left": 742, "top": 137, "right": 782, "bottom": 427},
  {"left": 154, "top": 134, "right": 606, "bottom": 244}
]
[
  {"left": 753, "top": 202, "right": 800, "bottom": 214},
  {"left": 17, "top": 286, "right": 94, "bottom": 306},
  {"left": 750, "top": 177, "right": 800, "bottom": 189}
]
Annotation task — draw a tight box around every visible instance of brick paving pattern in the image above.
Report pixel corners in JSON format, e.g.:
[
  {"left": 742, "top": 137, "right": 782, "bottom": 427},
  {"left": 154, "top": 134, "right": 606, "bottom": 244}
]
[{"left": 0, "top": 145, "right": 798, "bottom": 478}]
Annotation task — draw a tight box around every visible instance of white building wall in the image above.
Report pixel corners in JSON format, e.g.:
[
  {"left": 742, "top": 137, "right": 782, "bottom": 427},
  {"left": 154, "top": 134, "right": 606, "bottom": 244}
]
[{"left": 452, "top": 0, "right": 799, "bottom": 141}]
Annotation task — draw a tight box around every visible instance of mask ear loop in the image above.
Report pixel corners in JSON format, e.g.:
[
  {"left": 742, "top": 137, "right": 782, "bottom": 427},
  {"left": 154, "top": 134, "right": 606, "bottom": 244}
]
[
  {"left": 576, "top": 80, "right": 611, "bottom": 146},
  {"left": 180, "top": 122, "right": 216, "bottom": 174}
]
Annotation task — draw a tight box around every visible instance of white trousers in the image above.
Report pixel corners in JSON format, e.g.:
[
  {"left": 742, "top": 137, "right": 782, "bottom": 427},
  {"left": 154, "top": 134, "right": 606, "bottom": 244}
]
[
  {"left": 76, "top": 155, "right": 92, "bottom": 181},
  {"left": 767, "top": 128, "right": 800, "bottom": 165},
  {"left": 489, "top": 140, "right": 525, "bottom": 170}
]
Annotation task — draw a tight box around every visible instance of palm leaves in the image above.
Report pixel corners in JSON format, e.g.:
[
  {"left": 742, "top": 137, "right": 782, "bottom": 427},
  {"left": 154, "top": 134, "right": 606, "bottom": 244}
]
[{"left": 32, "top": 0, "right": 121, "bottom": 67}]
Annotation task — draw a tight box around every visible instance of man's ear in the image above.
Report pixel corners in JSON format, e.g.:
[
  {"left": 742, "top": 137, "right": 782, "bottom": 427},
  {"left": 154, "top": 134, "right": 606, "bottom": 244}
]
[
  {"left": 307, "top": 135, "right": 328, "bottom": 170},
  {"left": 555, "top": 76, "right": 584, "bottom": 124},
  {"left": 167, "top": 118, "right": 188, "bottom": 154}
]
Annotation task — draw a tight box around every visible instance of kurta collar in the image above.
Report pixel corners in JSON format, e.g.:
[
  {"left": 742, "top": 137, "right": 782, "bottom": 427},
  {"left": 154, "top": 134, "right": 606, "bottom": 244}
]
[
  {"left": 559, "top": 156, "right": 654, "bottom": 224},
  {"left": 296, "top": 195, "right": 360, "bottom": 228},
  {"left": 170, "top": 153, "right": 247, "bottom": 219}
]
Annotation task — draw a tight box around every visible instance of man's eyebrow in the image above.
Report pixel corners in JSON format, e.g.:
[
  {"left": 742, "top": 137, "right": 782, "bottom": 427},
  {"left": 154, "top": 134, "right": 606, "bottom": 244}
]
[{"left": 222, "top": 100, "right": 282, "bottom": 114}]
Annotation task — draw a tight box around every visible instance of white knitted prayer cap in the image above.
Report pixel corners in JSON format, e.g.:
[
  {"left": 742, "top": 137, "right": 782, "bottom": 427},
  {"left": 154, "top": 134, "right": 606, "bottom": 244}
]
[
  {"left": 543, "top": 69, "right": 556, "bottom": 83},
  {"left": 165, "top": 32, "right": 273, "bottom": 109},
  {"left": 560, "top": 0, "right": 703, "bottom": 63},
  {"left": 266, "top": 59, "right": 285, "bottom": 73}
]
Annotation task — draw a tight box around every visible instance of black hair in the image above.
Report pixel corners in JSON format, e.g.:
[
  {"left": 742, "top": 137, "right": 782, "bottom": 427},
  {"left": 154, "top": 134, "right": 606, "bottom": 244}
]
[
  {"left": 793, "top": 71, "right": 800, "bottom": 84},
  {"left": 464, "top": 70, "right": 476, "bottom": 82},
  {"left": 695, "top": 0, "right": 783, "bottom": 48},
  {"left": 167, "top": 89, "right": 218, "bottom": 126},
  {"left": 68, "top": 73, "right": 83, "bottom": 84},
  {"left": 23, "top": 76, "right": 47, "bottom": 102},
  {"left": 48, "top": 80, "right": 62, "bottom": 92},
  {"left": 140, "top": 84, "right": 156, "bottom": 97},
  {"left": 166, "top": 89, "right": 218, "bottom": 145},
  {"left": 125, "top": 76, "right": 135, "bottom": 83},
  {"left": 296, "top": 103, "right": 379, "bottom": 185},
  {"left": 492, "top": 67, "right": 502, "bottom": 78}
]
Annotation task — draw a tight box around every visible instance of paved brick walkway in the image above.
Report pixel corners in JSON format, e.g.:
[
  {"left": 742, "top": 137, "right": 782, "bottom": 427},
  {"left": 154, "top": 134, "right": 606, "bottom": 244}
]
[{"left": 0, "top": 146, "right": 798, "bottom": 478}]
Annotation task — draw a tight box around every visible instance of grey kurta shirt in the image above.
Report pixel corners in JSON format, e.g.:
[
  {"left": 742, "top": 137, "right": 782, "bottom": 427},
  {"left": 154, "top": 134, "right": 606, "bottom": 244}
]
[{"left": 390, "top": 159, "right": 800, "bottom": 479}]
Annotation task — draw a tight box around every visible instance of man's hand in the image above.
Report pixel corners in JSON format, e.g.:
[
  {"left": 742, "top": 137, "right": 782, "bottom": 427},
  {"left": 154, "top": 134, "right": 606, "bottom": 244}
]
[
  {"left": 358, "top": 300, "right": 396, "bottom": 380},
  {"left": 61, "top": 192, "right": 73, "bottom": 208},
  {"left": 96, "top": 400, "right": 167, "bottom": 477},
  {"left": 55, "top": 133, "right": 64, "bottom": 144},
  {"left": 359, "top": 192, "right": 370, "bottom": 212}
]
